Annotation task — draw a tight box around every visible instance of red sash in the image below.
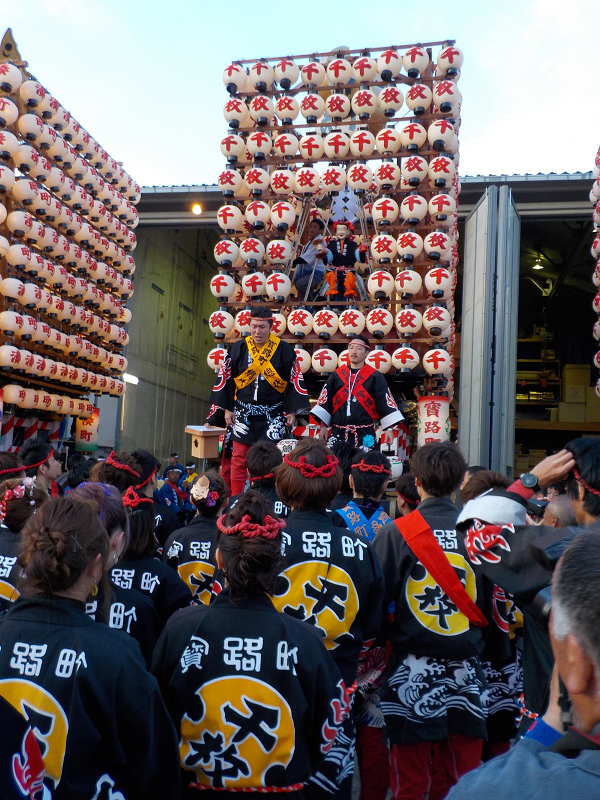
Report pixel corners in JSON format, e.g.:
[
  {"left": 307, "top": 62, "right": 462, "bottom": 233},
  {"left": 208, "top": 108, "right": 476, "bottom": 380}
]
[
  {"left": 332, "top": 365, "right": 378, "bottom": 421},
  {"left": 395, "top": 510, "right": 488, "bottom": 628}
]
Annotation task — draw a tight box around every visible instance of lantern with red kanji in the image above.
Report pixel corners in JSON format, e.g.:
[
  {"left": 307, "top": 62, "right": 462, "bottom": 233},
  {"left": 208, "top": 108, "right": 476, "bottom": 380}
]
[
  {"left": 337, "top": 349, "right": 350, "bottom": 368},
  {"left": 247, "top": 130, "right": 272, "bottom": 160},
  {"left": 273, "top": 132, "right": 299, "bottom": 157},
  {"left": 372, "top": 163, "right": 400, "bottom": 194},
  {"left": 217, "top": 168, "right": 243, "bottom": 197},
  {"left": 378, "top": 87, "right": 405, "bottom": 123},
  {"left": 428, "top": 194, "right": 457, "bottom": 223},
  {"left": 369, "top": 236, "right": 396, "bottom": 270},
  {"left": 270, "top": 201, "right": 295, "bottom": 231},
  {"left": 0, "top": 129, "right": 19, "bottom": 160},
  {"left": 352, "top": 55, "right": 377, "bottom": 82},
  {"left": 324, "top": 131, "right": 350, "bottom": 159},
  {"left": 270, "top": 168, "right": 295, "bottom": 195},
  {"left": 377, "top": 49, "right": 401, "bottom": 81},
  {"left": 366, "top": 307, "right": 393, "bottom": 338},
  {"left": 0, "top": 96, "right": 18, "bottom": 128},
  {"left": 239, "top": 237, "right": 265, "bottom": 268},
  {"left": 401, "top": 156, "right": 428, "bottom": 187},
  {"left": 313, "top": 308, "right": 340, "bottom": 340},
  {"left": 321, "top": 165, "right": 346, "bottom": 195},
  {"left": 428, "top": 119, "right": 455, "bottom": 151},
  {"left": 367, "top": 348, "right": 392, "bottom": 374},
  {"left": 395, "top": 269, "right": 423, "bottom": 296},
  {"left": 223, "top": 97, "right": 249, "bottom": 129},
  {"left": 265, "top": 241, "right": 292, "bottom": 269},
  {"left": 349, "top": 129, "right": 376, "bottom": 158},
  {"left": 301, "top": 61, "right": 326, "bottom": 87},
  {"left": 209, "top": 309, "right": 234, "bottom": 339},
  {"left": 338, "top": 307, "right": 366, "bottom": 336},
  {"left": 367, "top": 269, "right": 395, "bottom": 301},
  {"left": 245, "top": 200, "right": 270, "bottom": 230},
  {"left": 217, "top": 204, "right": 244, "bottom": 233},
  {"left": 405, "top": 84, "right": 432, "bottom": 115},
  {"left": 235, "top": 309, "right": 252, "bottom": 336},
  {"left": 423, "top": 348, "right": 452, "bottom": 375},
  {"left": 0, "top": 62, "right": 22, "bottom": 95},
  {"left": 403, "top": 46, "right": 429, "bottom": 78},
  {"left": 433, "top": 80, "right": 461, "bottom": 114},
  {"left": 423, "top": 305, "right": 452, "bottom": 337},
  {"left": 372, "top": 198, "right": 399, "bottom": 227},
  {"left": 244, "top": 166, "right": 271, "bottom": 197},
  {"left": 325, "top": 93, "right": 351, "bottom": 119},
  {"left": 428, "top": 155, "right": 456, "bottom": 188},
  {"left": 593, "top": 292, "right": 600, "bottom": 315},
  {"left": 274, "top": 96, "right": 300, "bottom": 125},
  {"left": 299, "top": 93, "right": 325, "bottom": 123},
  {"left": 249, "top": 95, "right": 274, "bottom": 127},
  {"left": 594, "top": 320, "right": 600, "bottom": 341},
  {"left": 437, "top": 46, "right": 464, "bottom": 76},
  {"left": 207, "top": 346, "right": 227, "bottom": 373},
  {"left": 396, "top": 306, "right": 422, "bottom": 336},
  {"left": 265, "top": 270, "right": 292, "bottom": 301},
  {"left": 400, "top": 193, "right": 428, "bottom": 226},
  {"left": 424, "top": 267, "right": 453, "bottom": 299},
  {"left": 312, "top": 347, "right": 337, "bottom": 373},
  {"left": 326, "top": 58, "right": 352, "bottom": 86},
  {"left": 294, "top": 347, "right": 312, "bottom": 373},
  {"left": 210, "top": 272, "right": 236, "bottom": 300},
  {"left": 287, "top": 307, "right": 313, "bottom": 338},
  {"left": 375, "top": 127, "right": 402, "bottom": 156},
  {"left": 399, "top": 122, "right": 427, "bottom": 152},
  {"left": 249, "top": 61, "right": 274, "bottom": 92},
  {"left": 347, "top": 163, "right": 373, "bottom": 195},
  {"left": 223, "top": 63, "right": 247, "bottom": 94},
  {"left": 294, "top": 167, "right": 321, "bottom": 195},
  {"left": 299, "top": 133, "right": 324, "bottom": 160},
  {"left": 271, "top": 313, "right": 286, "bottom": 336},
  {"left": 424, "top": 231, "right": 452, "bottom": 261},
  {"left": 392, "top": 346, "right": 419, "bottom": 371},
  {"left": 275, "top": 58, "right": 299, "bottom": 89},
  {"left": 351, "top": 89, "right": 377, "bottom": 121}
]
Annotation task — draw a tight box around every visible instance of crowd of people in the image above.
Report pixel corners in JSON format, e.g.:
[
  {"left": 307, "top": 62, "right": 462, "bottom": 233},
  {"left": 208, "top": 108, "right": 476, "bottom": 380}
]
[{"left": 0, "top": 429, "right": 599, "bottom": 799}]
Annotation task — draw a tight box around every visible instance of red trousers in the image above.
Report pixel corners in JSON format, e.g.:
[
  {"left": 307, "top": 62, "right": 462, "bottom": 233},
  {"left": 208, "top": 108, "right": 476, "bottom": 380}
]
[
  {"left": 230, "top": 441, "right": 250, "bottom": 496},
  {"left": 356, "top": 725, "right": 390, "bottom": 800},
  {"left": 220, "top": 456, "right": 232, "bottom": 496},
  {"left": 390, "top": 736, "right": 482, "bottom": 800}
]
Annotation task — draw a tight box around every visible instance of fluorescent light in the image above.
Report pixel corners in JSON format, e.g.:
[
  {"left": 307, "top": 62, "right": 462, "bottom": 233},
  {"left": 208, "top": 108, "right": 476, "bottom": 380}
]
[
  {"left": 192, "top": 204, "right": 203, "bottom": 216},
  {"left": 123, "top": 373, "right": 139, "bottom": 385}
]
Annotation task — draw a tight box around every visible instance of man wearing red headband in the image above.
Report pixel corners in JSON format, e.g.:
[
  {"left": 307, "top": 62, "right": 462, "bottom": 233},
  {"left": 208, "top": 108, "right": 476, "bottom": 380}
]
[
  {"left": 208, "top": 306, "right": 309, "bottom": 495},
  {"left": 311, "top": 334, "right": 403, "bottom": 450},
  {"left": 20, "top": 439, "right": 62, "bottom": 496}
]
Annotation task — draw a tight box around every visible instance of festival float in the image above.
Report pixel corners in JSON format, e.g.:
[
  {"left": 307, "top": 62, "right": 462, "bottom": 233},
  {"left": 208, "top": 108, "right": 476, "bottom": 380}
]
[
  {"left": 0, "top": 29, "right": 139, "bottom": 451},
  {"left": 210, "top": 41, "right": 463, "bottom": 456},
  {"left": 591, "top": 143, "right": 600, "bottom": 396}
]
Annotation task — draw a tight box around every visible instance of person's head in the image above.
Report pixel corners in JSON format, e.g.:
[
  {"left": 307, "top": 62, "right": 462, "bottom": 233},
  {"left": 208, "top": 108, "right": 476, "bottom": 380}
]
[
  {"left": 0, "top": 477, "right": 48, "bottom": 533},
  {"left": 66, "top": 454, "right": 92, "bottom": 490},
  {"left": 308, "top": 218, "right": 325, "bottom": 239},
  {"left": 246, "top": 441, "right": 282, "bottom": 488},
  {"left": 329, "top": 440, "right": 358, "bottom": 494},
  {"left": 460, "top": 464, "right": 486, "bottom": 490},
  {"left": 546, "top": 483, "right": 563, "bottom": 500},
  {"left": 121, "top": 487, "right": 157, "bottom": 559},
  {"left": 350, "top": 451, "right": 391, "bottom": 501},
  {"left": 411, "top": 441, "right": 466, "bottom": 499},
  {"left": 0, "top": 451, "right": 25, "bottom": 481},
  {"left": 166, "top": 468, "right": 182, "bottom": 485},
  {"left": 216, "top": 490, "right": 285, "bottom": 601},
  {"left": 333, "top": 220, "right": 352, "bottom": 240},
  {"left": 551, "top": 531, "right": 600, "bottom": 733},
  {"left": 132, "top": 449, "right": 160, "bottom": 496},
  {"left": 564, "top": 438, "right": 600, "bottom": 525},
  {"left": 249, "top": 305, "right": 273, "bottom": 347},
  {"left": 70, "top": 482, "right": 129, "bottom": 565},
  {"left": 461, "top": 470, "right": 511, "bottom": 505},
  {"left": 20, "top": 496, "right": 109, "bottom": 598},
  {"left": 90, "top": 451, "right": 141, "bottom": 495},
  {"left": 347, "top": 334, "right": 370, "bottom": 368},
  {"left": 19, "top": 439, "right": 61, "bottom": 490},
  {"left": 276, "top": 439, "right": 342, "bottom": 511},
  {"left": 542, "top": 494, "right": 577, "bottom": 529},
  {"left": 185, "top": 461, "right": 196, "bottom": 475},
  {"left": 169, "top": 453, "right": 178, "bottom": 466},
  {"left": 190, "top": 471, "right": 228, "bottom": 518},
  {"left": 395, "top": 473, "right": 420, "bottom": 517}
]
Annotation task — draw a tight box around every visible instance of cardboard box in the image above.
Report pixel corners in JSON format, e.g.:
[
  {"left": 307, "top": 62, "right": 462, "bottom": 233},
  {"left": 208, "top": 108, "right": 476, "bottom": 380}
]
[
  {"left": 564, "top": 385, "right": 587, "bottom": 403},
  {"left": 558, "top": 402, "right": 586, "bottom": 423},
  {"left": 185, "top": 425, "right": 226, "bottom": 459},
  {"left": 562, "top": 364, "right": 591, "bottom": 388},
  {"left": 586, "top": 386, "right": 600, "bottom": 423}
]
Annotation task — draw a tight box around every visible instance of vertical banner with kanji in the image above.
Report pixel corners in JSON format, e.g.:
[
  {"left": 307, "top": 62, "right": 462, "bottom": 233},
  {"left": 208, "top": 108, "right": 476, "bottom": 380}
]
[
  {"left": 75, "top": 408, "right": 100, "bottom": 451},
  {"left": 417, "top": 396, "right": 450, "bottom": 447}
]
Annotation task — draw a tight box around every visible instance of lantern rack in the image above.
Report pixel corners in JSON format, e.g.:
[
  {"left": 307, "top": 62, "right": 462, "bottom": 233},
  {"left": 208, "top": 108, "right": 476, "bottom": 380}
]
[{"left": 233, "top": 41, "right": 454, "bottom": 65}]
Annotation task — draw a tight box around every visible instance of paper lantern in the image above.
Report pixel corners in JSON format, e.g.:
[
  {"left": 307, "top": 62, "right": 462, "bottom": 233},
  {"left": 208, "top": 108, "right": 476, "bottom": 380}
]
[
  {"left": 418, "top": 396, "right": 450, "bottom": 445},
  {"left": 209, "top": 309, "right": 235, "bottom": 338},
  {"left": 347, "top": 163, "right": 373, "bottom": 194},
  {"left": 401, "top": 195, "right": 428, "bottom": 225},
  {"left": 321, "top": 165, "right": 346, "bottom": 194},
  {"left": 433, "top": 80, "right": 461, "bottom": 114},
  {"left": 265, "top": 242, "right": 292, "bottom": 267},
  {"left": 214, "top": 239, "right": 239, "bottom": 268},
  {"left": 299, "top": 92, "right": 325, "bottom": 122},
  {"left": 0, "top": 277, "right": 25, "bottom": 300},
  {"left": 300, "top": 61, "right": 325, "bottom": 87},
  {"left": 273, "top": 131, "right": 299, "bottom": 157},
  {"left": 396, "top": 307, "right": 423, "bottom": 335},
  {"left": 217, "top": 168, "right": 243, "bottom": 197},
  {"left": 0, "top": 344, "right": 21, "bottom": 368},
  {"left": 398, "top": 124, "right": 426, "bottom": 153},
  {"left": 271, "top": 312, "right": 286, "bottom": 336},
  {"left": 223, "top": 96, "right": 249, "bottom": 128},
  {"left": 0, "top": 310, "right": 24, "bottom": 335},
  {"left": 352, "top": 55, "right": 377, "bottom": 82},
  {"left": 247, "top": 130, "right": 272, "bottom": 160},
  {"left": 0, "top": 234, "right": 7, "bottom": 258},
  {"left": 367, "top": 270, "right": 395, "bottom": 301},
  {"left": 338, "top": 307, "right": 366, "bottom": 336},
  {"left": 244, "top": 166, "right": 271, "bottom": 196},
  {"left": 437, "top": 46, "right": 464, "bottom": 74},
  {"left": 395, "top": 270, "right": 423, "bottom": 296},
  {"left": 217, "top": 204, "right": 244, "bottom": 232},
  {"left": 375, "top": 129, "right": 402, "bottom": 157},
  {"left": 0, "top": 129, "right": 19, "bottom": 160},
  {"left": 427, "top": 119, "right": 455, "bottom": 150},
  {"left": 222, "top": 63, "right": 247, "bottom": 94},
  {"left": 423, "top": 306, "right": 452, "bottom": 337},
  {"left": 424, "top": 267, "right": 453, "bottom": 298},
  {"left": 396, "top": 231, "right": 424, "bottom": 265},
  {"left": 249, "top": 95, "right": 274, "bottom": 126},
  {"left": 324, "top": 131, "right": 350, "bottom": 159},
  {"left": 47, "top": 394, "right": 64, "bottom": 414},
  {"left": 405, "top": 84, "right": 433, "bottom": 114},
  {"left": 392, "top": 346, "right": 419, "bottom": 370},
  {"left": 274, "top": 58, "right": 299, "bottom": 89},
  {"left": 241, "top": 271, "right": 267, "bottom": 297},
  {"left": 403, "top": 47, "right": 429, "bottom": 78},
  {"left": 294, "top": 167, "right": 321, "bottom": 195},
  {"left": 235, "top": 309, "right": 251, "bottom": 335},
  {"left": 269, "top": 168, "right": 295, "bottom": 195},
  {"left": 366, "top": 307, "right": 393, "bottom": 337},
  {"left": 428, "top": 155, "right": 456, "bottom": 188},
  {"left": 366, "top": 348, "right": 392, "bottom": 373},
  {"left": 210, "top": 272, "right": 236, "bottom": 299},
  {"left": 351, "top": 89, "right": 377, "bottom": 120},
  {"left": 0, "top": 62, "right": 22, "bottom": 95},
  {"left": 19, "top": 388, "right": 39, "bottom": 409},
  {"left": 429, "top": 194, "right": 457, "bottom": 222},
  {"left": 312, "top": 347, "right": 337, "bottom": 373},
  {"left": 373, "top": 163, "right": 400, "bottom": 194},
  {"left": 593, "top": 292, "right": 600, "bottom": 315},
  {"left": 372, "top": 198, "right": 399, "bottom": 227},
  {"left": 312, "top": 308, "right": 339, "bottom": 339},
  {"left": 424, "top": 231, "right": 452, "bottom": 261},
  {"left": 294, "top": 347, "right": 312, "bottom": 373},
  {"left": 422, "top": 349, "right": 452, "bottom": 376},
  {"left": 370, "top": 237, "right": 397, "bottom": 267},
  {"left": 207, "top": 346, "right": 227, "bottom": 372},
  {"left": 249, "top": 61, "right": 274, "bottom": 92},
  {"left": 269, "top": 201, "right": 295, "bottom": 231},
  {"left": 245, "top": 199, "right": 270, "bottom": 229},
  {"left": 336, "top": 349, "right": 350, "bottom": 368},
  {"left": 0, "top": 96, "right": 18, "bottom": 127},
  {"left": 349, "top": 130, "right": 376, "bottom": 158},
  {"left": 239, "top": 238, "right": 265, "bottom": 266},
  {"left": 377, "top": 86, "right": 404, "bottom": 117},
  {"left": 287, "top": 308, "right": 313, "bottom": 337},
  {"left": 377, "top": 49, "right": 402, "bottom": 81},
  {"left": 401, "top": 156, "right": 428, "bottom": 187},
  {"left": 0, "top": 163, "right": 14, "bottom": 194},
  {"left": 325, "top": 93, "right": 350, "bottom": 118},
  {"left": 326, "top": 58, "right": 352, "bottom": 85},
  {"left": 299, "top": 133, "right": 324, "bottom": 160}
]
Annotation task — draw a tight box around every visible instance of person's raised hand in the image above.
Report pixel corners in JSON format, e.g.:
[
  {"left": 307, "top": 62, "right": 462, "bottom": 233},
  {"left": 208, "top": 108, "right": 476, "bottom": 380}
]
[{"left": 531, "top": 450, "right": 575, "bottom": 489}]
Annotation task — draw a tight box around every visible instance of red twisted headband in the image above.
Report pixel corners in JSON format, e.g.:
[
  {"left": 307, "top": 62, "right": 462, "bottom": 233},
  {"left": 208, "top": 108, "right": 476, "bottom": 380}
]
[
  {"left": 352, "top": 459, "right": 391, "bottom": 475},
  {"left": 573, "top": 469, "right": 600, "bottom": 498},
  {"left": 136, "top": 466, "right": 157, "bottom": 489},
  {"left": 216, "top": 513, "right": 285, "bottom": 539},
  {"left": 0, "top": 463, "right": 27, "bottom": 477},
  {"left": 21, "top": 451, "right": 53, "bottom": 473},
  {"left": 106, "top": 452, "right": 140, "bottom": 479},
  {"left": 283, "top": 452, "right": 339, "bottom": 479},
  {"left": 122, "top": 486, "right": 154, "bottom": 508},
  {"left": 250, "top": 472, "right": 274, "bottom": 482}
]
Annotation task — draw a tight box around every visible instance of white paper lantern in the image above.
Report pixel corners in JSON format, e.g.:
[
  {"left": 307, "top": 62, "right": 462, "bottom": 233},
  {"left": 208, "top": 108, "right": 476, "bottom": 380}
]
[
  {"left": 245, "top": 200, "right": 270, "bottom": 229},
  {"left": 207, "top": 345, "right": 226, "bottom": 371},
  {"left": 217, "top": 204, "right": 244, "bottom": 232},
  {"left": 249, "top": 95, "right": 274, "bottom": 126},
  {"left": 0, "top": 163, "right": 15, "bottom": 194},
  {"left": 374, "top": 162, "right": 401, "bottom": 192},
  {"left": 403, "top": 47, "right": 429, "bottom": 77},
  {"left": 399, "top": 123, "right": 427, "bottom": 151},
  {"left": 274, "top": 58, "right": 299, "bottom": 89},
  {"left": 325, "top": 93, "right": 350, "bottom": 118},
  {"left": 274, "top": 95, "right": 300, "bottom": 123},
  {"left": 428, "top": 156, "right": 456, "bottom": 188},
  {"left": 423, "top": 348, "right": 452, "bottom": 375},
  {"left": 372, "top": 198, "right": 399, "bottom": 227},
  {"left": 326, "top": 58, "right": 352, "bottom": 85},
  {"left": 337, "top": 349, "right": 350, "bottom": 368},
  {"left": 392, "top": 346, "right": 420, "bottom": 370},
  {"left": 300, "top": 61, "right": 325, "bottom": 87},
  {"left": 247, "top": 130, "right": 272, "bottom": 160},
  {"left": 375, "top": 129, "right": 402, "bottom": 157},
  {"left": 338, "top": 307, "right": 366, "bottom": 336},
  {"left": 223, "top": 63, "right": 247, "bottom": 93},
  {"left": 395, "top": 270, "right": 423, "bottom": 295},
  {"left": 270, "top": 169, "right": 295, "bottom": 194},
  {"left": 401, "top": 156, "right": 428, "bottom": 186},
  {"left": 437, "top": 45, "right": 464, "bottom": 73},
  {"left": 351, "top": 89, "right": 377, "bottom": 120},
  {"left": 287, "top": 308, "right": 313, "bottom": 337},
  {"left": 429, "top": 194, "right": 458, "bottom": 222},
  {"left": 312, "top": 347, "right": 337, "bottom": 373},
  {"left": 214, "top": 239, "right": 239, "bottom": 267},
  {"left": 424, "top": 231, "right": 452, "bottom": 260},
  {"left": 223, "top": 96, "right": 249, "bottom": 129},
  {"left": 294, "top": 167, "right": 321, "bottom": 195},
  {"left": 235, "top": 308, "right": 251, "bottom": 335},
  {"left": 350, "top": 130, "right": 376, "bottom": 158},
  {"left": 270, "top": 201, "right": 295, "bottom": 230},
  {"left": 424, "top": 267, "right": 453, "bottom": 298},
  {"left": 0, "top": 344, "right": 21, "bottom": 368},
  {"left": 0, "top": 310, "right": 24, "bottom": 334},
  {"left": 396, "top": 307, "right": 423, "bottom": 335},
  {"left": 312, "top": 308, "right": 339, "bottom": 338},
  {"left": 241, "top": 271, "right": 267, "bottom": 296},
  {"left": 377, "top": 86, "right": 404, "bottom": 117},
  {"left": 367, "top": 348, "right": 392, "bottom": 373},
  {"left": 321, "top": 165, "right": 347, "bottom": 194},
  {"left": 0, "top": 276, "right": 25, "bottom": 300},
  {"left": 239, "top": 238, "right": 265, "bottom": 266},
  {"left": 294, "top": 347, "right": 312, "bottom": 372},
  {"left": 0, "top": 129, "right": 19, "bottom": 162},
  {"left": 210, "top": 272, "right": 236, "bottom": 299},
  {"left": 377, "top": 49, "right": 402, "bottom": 80},
  {"left": 209, "top": 309, "right": 235, "bottom": 338},
  {"left": 366, "top": 307, "right": 394, "bottom": 336},
  {"left": 217, "top": 168, "right": 244, "bottom": 197},
  {"left": 0, "top": 96, "right": 18, "bottom": 127},
  {"left": 4, "top": 385, "right": 28, "bottom": 407},
  {"left": 299, "top": 93, "right": 325, "bottom": 121},
  {"left": 271, "top": 312, "right": 287, "bottom": 336},
  {"left": 299, "top": 134, "right": 324, "bottom": 160},
  {"left": 273, "top": 132, "right": 299, "bottom": 157},
  {"left": 427, "top": 119, "right": 455, "bottom": 150},
  {"left": 0, "top": 62, "right": 23, "bottom": 95},
  {"left": 351, "top": 55, "right": 377, "bottom": 82},
  {"left": 370, "top": 236, "right": 397, "bottom": 265},
  {"left": 367, "top": 269, "right": 395, "bottom": 299},
  {"left": 249, "top": 61, "right": 274, "bottom": 91},
  {"left": 0, "top": 234, "right": 8, "bottom": 257},
  {"left": 265, "top": 242, "right": 292, "bottom": 267},
  {"left": 324, "top": 131, "right": 350, "bottom": 159},
  {"left": 400, "top": 195, "right": 428, "bottom": 224},
  {"left": 347, "top": 163, "right": 373, "bottom": 193},
  {"left": 405, "top": 83, "right": 433, "bottom": 114},
  {"left": 244, "top": 166, "right": 271, "bottom": 195},
  {"left": 423, "top": 306, "right": 452, "bottom": 336},
  {"left": 433, "top": 80, "right": 461, "bottom": 114}
]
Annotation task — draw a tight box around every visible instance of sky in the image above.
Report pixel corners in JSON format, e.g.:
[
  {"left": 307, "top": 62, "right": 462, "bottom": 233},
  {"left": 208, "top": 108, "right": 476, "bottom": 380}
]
[{"left": 1, "top": 0, "right": 599, "bottom": 189}]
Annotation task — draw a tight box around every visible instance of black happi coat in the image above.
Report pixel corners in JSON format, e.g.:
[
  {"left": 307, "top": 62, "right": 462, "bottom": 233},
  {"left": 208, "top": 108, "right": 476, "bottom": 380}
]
[
  {"left": 86, "top": 581, "right": 164, "bottom": 667},
  {"left": 0, "top": 526, "right": 23, "bottom": 611},
  {"left": 0, "top": 596, "right": 180, "bottom": 799},
  {"left": 228, "top": 483, "right": 290, "bottom": 518},
  {"left": 152, "top": 498, "right": 181, "bottom": 548},
  {"left": 311, "top": 365, "right": 403, "bottom": 449},
  {"left": 209, "top": 336, "right": 308, "bottom": 445},
  {"left": 163, "top": 516, "right": 220, "bottom": 605},
  {"left": 110, "top": 555, "right": 192, "bottom": 624},
  {"left": 327, "top": 238, "right": 362, "bottom": 268},
  {"left": 372, "top": 497, "right": 488, "bottom": 744},
  {"left": 271, "top": 508, "right": 384, "bottom": 687},
  {"left": 151, "top": 589, "right": 349, "bottom": 798}
]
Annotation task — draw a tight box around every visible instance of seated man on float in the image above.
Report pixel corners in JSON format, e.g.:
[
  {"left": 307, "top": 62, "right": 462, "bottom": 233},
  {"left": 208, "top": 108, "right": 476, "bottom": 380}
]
[
  {"left": 227, "top": 441, "right": 290, "bottom": 519},
  {"left": 291, "top": 217, "right": 332, "bottom": 302},
  {"left": 447, "top": 530, "right": 600, "bottom": 800},
  {"left": 332, "top": 450, "right": 392, "bottom": 541}
]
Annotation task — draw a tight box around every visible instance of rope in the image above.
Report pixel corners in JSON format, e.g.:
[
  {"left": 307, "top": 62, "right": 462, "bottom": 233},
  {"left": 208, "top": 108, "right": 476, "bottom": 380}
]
[
  {"left": 283, "top": 452, "right": 338, "bottom": 478},
  {"left": 216, "top": 513, "right": 285, "bottom": 539}
]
